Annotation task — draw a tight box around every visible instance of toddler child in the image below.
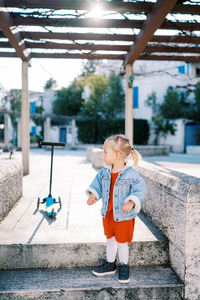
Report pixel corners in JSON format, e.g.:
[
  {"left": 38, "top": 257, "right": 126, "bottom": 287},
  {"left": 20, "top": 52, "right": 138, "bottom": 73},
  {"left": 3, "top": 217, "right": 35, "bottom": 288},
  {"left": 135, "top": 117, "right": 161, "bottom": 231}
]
[{"left": 86, "top": 134, "right": 146, "bottom": 283}]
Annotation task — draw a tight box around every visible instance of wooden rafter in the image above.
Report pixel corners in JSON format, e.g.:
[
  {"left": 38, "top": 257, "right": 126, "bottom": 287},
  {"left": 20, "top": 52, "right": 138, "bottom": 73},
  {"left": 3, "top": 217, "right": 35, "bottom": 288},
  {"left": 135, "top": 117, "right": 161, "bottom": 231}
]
[
  {"left": 30, "top": 53, "right": 124, "bottom": 60},
  {"left": 0, "top": 1, "right": 30, "bottom": 62},
  {"left": 3, "top": 0, "right": 200, "bottom": 15},
  {"left": 0, "top": 50, "right": 199, "bottom": 63},
  {"left": 1, "top": 31, "right": 199, "bottom": 45},
  {"left": 0, "top": 0, "right": 200, "bottom": 62},
  {"left": 1, "top": 41, "right": 200, "bottom": 56},
  {"left": 0, "top": 41, "right": 129, "bottom": 52},
  {"left": 10, "top": 14, "right": 200, "bottom": 32},
  {"left": 124, "top": 0, "right": 179, "bottom": 65},
  {"left": 144, "top": 45, "right": 200, "bottom": 54},
  {"left": 138, "top": 54, "right": 200, "bottom": 62}
]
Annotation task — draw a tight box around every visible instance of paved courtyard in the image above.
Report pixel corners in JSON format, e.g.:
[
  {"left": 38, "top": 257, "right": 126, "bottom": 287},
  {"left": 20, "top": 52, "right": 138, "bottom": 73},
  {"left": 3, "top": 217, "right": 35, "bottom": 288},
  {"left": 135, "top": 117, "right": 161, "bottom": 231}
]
[
  {"left": 0, "top": 148, "right": 199, "bottom": 246},
  {"left": 0, "top": 148, "right": 165, "bottom": 245}
]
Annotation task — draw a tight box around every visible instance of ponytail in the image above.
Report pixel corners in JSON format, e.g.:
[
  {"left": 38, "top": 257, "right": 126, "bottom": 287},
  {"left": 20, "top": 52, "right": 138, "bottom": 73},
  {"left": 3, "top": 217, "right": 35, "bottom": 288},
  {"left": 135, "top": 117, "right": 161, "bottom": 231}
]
[{"left": 131, "top": 148, "right": 142, "bottom": 166}]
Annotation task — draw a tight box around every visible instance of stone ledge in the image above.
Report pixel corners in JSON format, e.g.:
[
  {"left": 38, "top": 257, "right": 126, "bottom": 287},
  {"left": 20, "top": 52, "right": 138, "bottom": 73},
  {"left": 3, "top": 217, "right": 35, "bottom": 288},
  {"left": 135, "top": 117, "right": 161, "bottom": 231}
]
[
  {"left": 0, "top": 158, "right": 23, "bottom": 221},
  {"left": 137, "top": 161, "right": 200, "bottom": 203}
]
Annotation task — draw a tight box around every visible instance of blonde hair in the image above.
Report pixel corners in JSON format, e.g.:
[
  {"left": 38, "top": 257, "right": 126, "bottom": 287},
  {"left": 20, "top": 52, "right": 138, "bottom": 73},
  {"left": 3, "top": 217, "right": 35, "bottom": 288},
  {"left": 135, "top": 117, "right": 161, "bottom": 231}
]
[{"left": 104, "top": 134, "right": 141, "bottom": 166}]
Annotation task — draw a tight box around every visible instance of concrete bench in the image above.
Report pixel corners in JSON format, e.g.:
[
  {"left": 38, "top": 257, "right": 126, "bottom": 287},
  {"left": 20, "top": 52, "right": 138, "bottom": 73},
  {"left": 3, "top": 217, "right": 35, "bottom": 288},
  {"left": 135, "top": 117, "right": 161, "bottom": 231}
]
[
  {"left": 87, "top": 147, "right": 104, "bottom": 169},
  {"left": 137, "top": 161, "right": 200, "bottom": 300},
  {"left": 0, "top": 158, "right": 23, "bottom": 221}
]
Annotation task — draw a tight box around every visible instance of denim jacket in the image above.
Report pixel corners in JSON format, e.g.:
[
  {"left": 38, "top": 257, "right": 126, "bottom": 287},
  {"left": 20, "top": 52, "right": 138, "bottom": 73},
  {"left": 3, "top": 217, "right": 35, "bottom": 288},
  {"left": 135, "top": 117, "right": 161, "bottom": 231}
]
[{"left": 86, "top": 162, "right": 146, "bottom": 222}]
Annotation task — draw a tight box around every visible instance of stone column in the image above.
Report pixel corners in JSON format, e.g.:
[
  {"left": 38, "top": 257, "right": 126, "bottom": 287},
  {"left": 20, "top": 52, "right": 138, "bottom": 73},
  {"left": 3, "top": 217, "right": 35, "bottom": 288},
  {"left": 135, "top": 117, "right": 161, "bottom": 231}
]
[
  {"left": 125, "top": 64, "right": 133, "bottom": 146},
  {"left": 4, "top": 112, "right": 9, "bottom": 149},
  {"left": 22, "top": 61, "right": 29, "bottom": 175},
  {"left": 17, "top": 117, "right": 22, "bottom": 149},
  {"left": 71, "top": 119, "right": 76, "bottom": 148},
  {"left": 44, "top": 116, "right": 50, "bottom": 142}
]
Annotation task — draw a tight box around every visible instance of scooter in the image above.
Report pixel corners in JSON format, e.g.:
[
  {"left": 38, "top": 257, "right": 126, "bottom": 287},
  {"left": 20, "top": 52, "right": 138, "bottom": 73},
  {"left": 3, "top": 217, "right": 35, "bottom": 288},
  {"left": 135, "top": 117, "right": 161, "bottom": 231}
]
[{"left": 37, "top": 141, "right": 65, "bottom": 218}]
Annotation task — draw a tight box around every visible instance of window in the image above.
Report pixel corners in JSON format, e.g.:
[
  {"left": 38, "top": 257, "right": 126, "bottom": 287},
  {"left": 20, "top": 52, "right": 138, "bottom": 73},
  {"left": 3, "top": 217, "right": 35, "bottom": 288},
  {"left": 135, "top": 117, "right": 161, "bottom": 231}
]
[
  {"left": 177, "top": 65, "right": 185, "bottom": 74},
  {"left": 31, "top": 126, "right": 36, "bottom": 135},
  {"left": 133, "top": 86, "right": 139, "bottom": 108},
  {"left": 30, "top": 101, "right": 36, "bottom": 114}
]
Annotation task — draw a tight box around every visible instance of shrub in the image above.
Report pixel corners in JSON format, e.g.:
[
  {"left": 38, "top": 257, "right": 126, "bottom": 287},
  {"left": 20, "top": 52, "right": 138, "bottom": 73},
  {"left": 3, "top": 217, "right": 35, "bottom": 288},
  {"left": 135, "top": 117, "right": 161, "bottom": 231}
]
[{"left": 76, "top": 118, "right": 149, "bottom": 145}]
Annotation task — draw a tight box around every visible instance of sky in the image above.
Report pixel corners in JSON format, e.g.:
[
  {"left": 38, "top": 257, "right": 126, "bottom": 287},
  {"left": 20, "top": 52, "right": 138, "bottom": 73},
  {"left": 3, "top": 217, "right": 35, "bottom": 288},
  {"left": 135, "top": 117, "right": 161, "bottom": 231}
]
[{"left": 0, "top": 57, "right": 83, "bottom": 92}]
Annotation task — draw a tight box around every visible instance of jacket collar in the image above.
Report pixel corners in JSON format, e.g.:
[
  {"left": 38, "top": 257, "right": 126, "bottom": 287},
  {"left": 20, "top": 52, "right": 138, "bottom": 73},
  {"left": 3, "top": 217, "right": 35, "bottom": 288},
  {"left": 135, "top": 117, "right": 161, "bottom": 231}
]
[{"left": 103, "top": 160, "right": 133, "bottom": 173}]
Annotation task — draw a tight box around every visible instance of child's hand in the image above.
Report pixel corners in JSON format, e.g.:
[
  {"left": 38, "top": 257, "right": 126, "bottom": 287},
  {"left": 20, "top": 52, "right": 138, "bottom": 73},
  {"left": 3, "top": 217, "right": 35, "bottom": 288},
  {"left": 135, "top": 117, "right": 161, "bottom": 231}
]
[
  {"left": 122, "top": 200, "right": 135, "bottom": 214},
  {"left": 87, "top": 194, "right": 97, "bottom": 205}
]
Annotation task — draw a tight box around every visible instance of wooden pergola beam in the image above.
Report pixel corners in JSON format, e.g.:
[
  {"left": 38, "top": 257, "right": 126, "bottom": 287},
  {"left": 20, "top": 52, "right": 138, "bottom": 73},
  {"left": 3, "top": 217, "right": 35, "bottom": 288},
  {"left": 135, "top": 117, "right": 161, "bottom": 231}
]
[
  {"left": 0, "top": 51, "right": 199, "bottom": 62},
  {"left": 145, "top": 45, "right": 200, "bottom": 54},
  {"left": 8, "top": 32, "right": 200, "bottom": 45},
  {"left": 25, "top": 41, "right": 129, "bottom": 52},
  {"left": 138, "top": 54, "right": 200, "bottom": 62},
  {"left": 0, "top": 2, "right": 30, "bottom": 62},
  {"left": 30, "top": 53, "right": 124, "bottom": 60},
  {"left": 10, "top": 14, "right": 200, "bottom": 32},
  {"left": 4, "top": 0, "right": 200, "bottom": 15},
  {"left": 1, "top": 31, "right": 200, "bottom": 47},
  {"left": 124, "top": 0, "right": 178, "bottom": 66},
  {"left": 2, "top": 41, "right": 200, "bottom": 55}
]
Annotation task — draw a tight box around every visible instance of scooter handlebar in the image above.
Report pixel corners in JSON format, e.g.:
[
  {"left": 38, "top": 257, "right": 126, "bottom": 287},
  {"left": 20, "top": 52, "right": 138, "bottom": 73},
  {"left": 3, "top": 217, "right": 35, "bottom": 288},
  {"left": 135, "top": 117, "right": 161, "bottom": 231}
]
[{"left": 40, "top": 142, "right": 65, "bottom": 147}]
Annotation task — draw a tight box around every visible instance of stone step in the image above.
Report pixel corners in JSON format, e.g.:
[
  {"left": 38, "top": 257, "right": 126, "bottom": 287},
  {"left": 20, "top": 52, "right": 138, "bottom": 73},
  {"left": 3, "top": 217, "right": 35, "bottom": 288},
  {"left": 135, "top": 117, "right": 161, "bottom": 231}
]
[
  {"left": 0, "top": 214, "right": 169, "bottom": 270},
  {"left": 0, "top": 265, "right": 183, "bottom": 300}
]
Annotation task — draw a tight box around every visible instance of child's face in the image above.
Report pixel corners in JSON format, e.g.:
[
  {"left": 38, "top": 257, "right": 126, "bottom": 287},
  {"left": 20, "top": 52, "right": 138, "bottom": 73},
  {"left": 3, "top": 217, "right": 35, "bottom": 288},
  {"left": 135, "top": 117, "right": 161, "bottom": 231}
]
[{"left": 103, "top": 141, "right": 117, "bottom": 165}]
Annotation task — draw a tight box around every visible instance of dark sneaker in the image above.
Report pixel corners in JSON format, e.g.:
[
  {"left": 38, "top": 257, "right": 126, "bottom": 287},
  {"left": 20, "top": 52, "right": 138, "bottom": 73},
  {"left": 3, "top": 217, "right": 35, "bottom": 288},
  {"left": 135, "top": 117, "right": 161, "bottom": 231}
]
[
  {"left": 92, "top": 259, "right": 116, "bottom": 276},
  {"left": 118, "top": 263, "right": 130, "bottom": 283}
]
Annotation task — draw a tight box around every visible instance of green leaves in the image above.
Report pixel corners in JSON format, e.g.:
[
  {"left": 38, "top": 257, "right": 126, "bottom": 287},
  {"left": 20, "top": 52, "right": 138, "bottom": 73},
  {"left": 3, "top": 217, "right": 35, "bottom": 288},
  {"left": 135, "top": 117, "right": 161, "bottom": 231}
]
[
  {"left": 53, "top": 80, "right": 84, "bottom": 116},
  {"left": 145, "top": 90, "right": 177, "bottom": 145}
]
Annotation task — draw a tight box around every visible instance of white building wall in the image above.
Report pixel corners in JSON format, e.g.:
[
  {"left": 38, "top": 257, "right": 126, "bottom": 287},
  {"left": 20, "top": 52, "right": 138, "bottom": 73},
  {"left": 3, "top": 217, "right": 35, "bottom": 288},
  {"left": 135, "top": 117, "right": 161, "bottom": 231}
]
[
  {"left": 131, "top": 61, "right": 200, "bottom": 152},
  {"left": 50, "top": 126, "right": 59, "bottom": 142},
  {"left": 42, "top": 89, "right": 55, "bottom": 114},
  {"left": 159, "top": 119, "right": 185, "bottom": 152}
]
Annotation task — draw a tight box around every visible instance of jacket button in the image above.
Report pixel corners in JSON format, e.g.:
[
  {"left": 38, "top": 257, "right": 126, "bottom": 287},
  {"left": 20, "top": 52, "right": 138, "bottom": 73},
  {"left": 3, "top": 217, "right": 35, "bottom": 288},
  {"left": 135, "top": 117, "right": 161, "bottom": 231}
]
[
  {"left": 114, "top": 194, "right": 117, "bottom": 197},
  {"left": 115, "top": 184, "right": 118, "bottom": 186},
  {"left": 124, "top": 181, "right": 127, "bottom": 184}
]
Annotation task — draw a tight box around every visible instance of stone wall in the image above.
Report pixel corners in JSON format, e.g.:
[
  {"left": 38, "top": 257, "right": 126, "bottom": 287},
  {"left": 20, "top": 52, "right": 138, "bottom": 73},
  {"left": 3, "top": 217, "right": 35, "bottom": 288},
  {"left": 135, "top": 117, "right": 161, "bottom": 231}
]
[
  {"left": 0, "top": 158, "right": 23, "bottom": 221},
  {"left": 87, "top": 145, "right": 170, "bottom": 168},
  {"left": 137, "top": 161, "right": 200, "bottom": 300}
]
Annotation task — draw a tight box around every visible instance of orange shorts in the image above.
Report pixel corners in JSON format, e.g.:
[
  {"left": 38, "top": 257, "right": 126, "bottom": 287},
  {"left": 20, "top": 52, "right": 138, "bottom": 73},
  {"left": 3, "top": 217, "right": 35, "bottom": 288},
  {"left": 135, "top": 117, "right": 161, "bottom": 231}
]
[{"left": 103, "top": 211, "right": 135, "bottom": 244}]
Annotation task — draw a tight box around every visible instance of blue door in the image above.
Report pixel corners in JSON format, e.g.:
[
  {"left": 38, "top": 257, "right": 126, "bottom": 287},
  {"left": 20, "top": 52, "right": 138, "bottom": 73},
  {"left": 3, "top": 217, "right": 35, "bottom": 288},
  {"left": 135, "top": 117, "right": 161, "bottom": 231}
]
[
  {"left": 59, "top": 128, "right": 66, "bottom": 143},
  {"left": 184, "top": 124, "right": 200, "bottom": 152}
]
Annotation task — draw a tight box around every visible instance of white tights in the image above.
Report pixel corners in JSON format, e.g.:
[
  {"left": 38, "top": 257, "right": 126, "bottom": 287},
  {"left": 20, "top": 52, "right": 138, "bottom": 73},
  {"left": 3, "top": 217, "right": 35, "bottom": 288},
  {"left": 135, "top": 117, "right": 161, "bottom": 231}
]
[{"left": 106, "top": 236, "right": 129, "bottom": 264}]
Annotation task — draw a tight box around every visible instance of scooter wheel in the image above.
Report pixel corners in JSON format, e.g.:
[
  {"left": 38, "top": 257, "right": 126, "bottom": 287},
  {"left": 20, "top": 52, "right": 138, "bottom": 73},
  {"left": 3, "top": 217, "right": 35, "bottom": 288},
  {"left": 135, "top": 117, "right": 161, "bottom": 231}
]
[
  {"left": 51, "top": 209, "right": 55, "bottom": 218},
  {"left": 37, "top": 197, "right": 40, "bottom": 210},
  {"left": 58, "top": 196, "right": 62, "bottom": 209}
]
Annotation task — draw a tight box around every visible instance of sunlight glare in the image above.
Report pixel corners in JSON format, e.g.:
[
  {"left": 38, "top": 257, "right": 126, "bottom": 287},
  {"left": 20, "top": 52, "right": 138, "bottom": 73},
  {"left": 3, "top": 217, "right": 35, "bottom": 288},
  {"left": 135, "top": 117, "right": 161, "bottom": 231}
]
[{"left": 88, "top": 4, "right": 104, "bottom": 18}]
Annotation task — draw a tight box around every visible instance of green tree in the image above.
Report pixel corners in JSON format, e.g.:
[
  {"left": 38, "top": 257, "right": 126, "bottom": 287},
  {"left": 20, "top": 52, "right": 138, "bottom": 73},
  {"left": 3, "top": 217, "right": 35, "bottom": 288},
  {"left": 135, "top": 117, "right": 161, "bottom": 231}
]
[
  {"left": 81, "top": 60, "right": 96, "bottom": 77},
  {"left": 105, "top": 72, "right": 125, "bottom": 118},
  {"left": 44, "top": 78, "right": 56, "bottom": 91},
  {"left": 80, "top": 74, "right": 108, "bottom": 118},
  {"left": 145, "top": 91, "right": 176, "bottom": 145},
  {"left": 3, "top": 89, "right": 21, "bottom": 146},
  {"left": 53, "top": 79, "right": 84, "bottom": 116},
  {"left": 160, "top": 86, "right": 189, "bottom": 119}
]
